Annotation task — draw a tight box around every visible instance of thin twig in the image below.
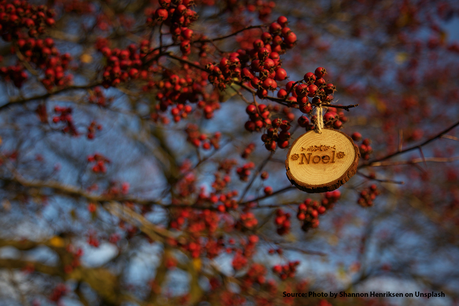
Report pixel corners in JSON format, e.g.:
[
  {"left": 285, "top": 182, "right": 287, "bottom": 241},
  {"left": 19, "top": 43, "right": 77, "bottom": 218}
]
[
  {"left": 270, "top": 243, "right": 327, "bottom": 256},
  {"left": 105, "top": 202, "right": 176, "bottom": 242},
  {"left": 360, "top": 120, "right": 459, "bottom": 168},
  {"left": 369, "top": 156, "right": 459, "bottom": 167},
  {"left": 1, "top": 159, "right": 166, "bottom": 207},
  {"left": 240, "top": 185, "right": 296, "bottom": 205},
  {"left": 238, "top": 151, "right": 275, "bottom": 204},
  {"left": 441, "top": 134, "right": 459, "bottom": 141},
  {"left": 418, "top": 147, "right": 427, "bottom": 168},
  {"left": 357, "top": 172, "right": 404, "bottom": 184},
  {"left": 0, "top": 82, "right": 102, "bottom": 112},
  {"left": 148, "top": 25, "right": 266, "bottom": 55},
  {"left": 165, "top": 53, "right": 359, "bottom": 112}
]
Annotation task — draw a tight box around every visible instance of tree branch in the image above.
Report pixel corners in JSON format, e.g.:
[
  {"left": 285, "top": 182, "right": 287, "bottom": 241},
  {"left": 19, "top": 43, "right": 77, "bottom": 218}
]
[
  {"left": 359, "top": 120, "right": 459, "bottom": 168},
  {"left": 240, "top": 185, "right": 296, "bottom": 205},
  {"left": 0, "top": 82, "right": 102, "bottom": 112}
]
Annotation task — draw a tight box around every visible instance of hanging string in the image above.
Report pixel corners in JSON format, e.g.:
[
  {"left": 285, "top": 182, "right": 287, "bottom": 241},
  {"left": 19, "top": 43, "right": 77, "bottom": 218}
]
[{"left": 315, "top": 103, "right": 324, "bottom": 134}]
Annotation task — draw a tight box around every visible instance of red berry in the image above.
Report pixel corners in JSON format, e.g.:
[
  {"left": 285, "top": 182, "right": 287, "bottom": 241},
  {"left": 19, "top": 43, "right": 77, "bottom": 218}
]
[
  {"left": 155, "top": 8, "right": 168, "bottom": 21},
  {"left": 264, "top": 186, "right": 273, "bottom": 195},
  {"left": 277, "top": 89, "right": 287, "bottom": 99},
  {"left": 297, "top": 116, "right": 309, "bottom": 127},
  {"left": 274, "top": 68, "right": 287, "bottom": 81},
  {"left": 303, "top": 72, "right": 316, "bottom": 84},
  {"left": 352, "top": 132, "right": 362, "bottom": 141},
  {"left": 269, "top": 22, "right": 282, "bottom": 34},
  {"left": 246, "top": 104, "right": 257, "bottom": 114},
  {"left": 284, "top": 32, "right": 297, "bottom": 45},
  {"left": 202, "top": 142, "right": 211, "bottom": 150},
  {"left": 299, "top": 103, "right": 312, "bottom": 114},
  {"left": 278, "top": 140, "right": 289, "bottom": 148},
  {"left": 315, "top": 67, "right": 326, "bottom": 78},
  {"left": 307, "top": 84, "right": 318, "bottom": 97},
  {"left": 277, "top": 16, "right": 288, "bottom": 27}
]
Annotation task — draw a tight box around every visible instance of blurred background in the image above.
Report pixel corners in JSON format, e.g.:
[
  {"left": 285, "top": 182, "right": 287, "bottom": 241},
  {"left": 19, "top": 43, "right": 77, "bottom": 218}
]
[{"left": 0, "top": 0, "right": 458, "bottom": 305}]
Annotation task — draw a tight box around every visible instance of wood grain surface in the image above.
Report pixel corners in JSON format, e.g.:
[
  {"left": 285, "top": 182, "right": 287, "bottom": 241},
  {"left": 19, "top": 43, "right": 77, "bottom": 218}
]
[{"left": 286, "top": 129, "right": 359, "bottom": 193}]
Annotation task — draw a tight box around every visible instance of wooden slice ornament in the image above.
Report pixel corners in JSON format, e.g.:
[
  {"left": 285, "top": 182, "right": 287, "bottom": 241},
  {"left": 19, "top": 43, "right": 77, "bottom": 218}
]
[{"left": 286, "top": 106, "right": 359, "bottom": 193}]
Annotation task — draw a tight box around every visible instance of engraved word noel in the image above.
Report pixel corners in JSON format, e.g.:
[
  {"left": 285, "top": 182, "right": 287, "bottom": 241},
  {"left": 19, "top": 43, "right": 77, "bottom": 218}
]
[{"left": 290, "top": 145, "right": 346, "bottom": 165}]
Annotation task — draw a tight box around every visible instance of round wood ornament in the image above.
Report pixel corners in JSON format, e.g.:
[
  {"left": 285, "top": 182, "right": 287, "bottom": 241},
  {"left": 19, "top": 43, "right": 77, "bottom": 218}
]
[{"left": 286, "top": 128, "right": 359, "bottom": 193}]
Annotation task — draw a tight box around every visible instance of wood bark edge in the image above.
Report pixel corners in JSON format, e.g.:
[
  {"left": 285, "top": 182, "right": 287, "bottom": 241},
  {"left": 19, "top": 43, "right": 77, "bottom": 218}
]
[{"left": 285, "top": 129, "right": 360, "bottom": 193}]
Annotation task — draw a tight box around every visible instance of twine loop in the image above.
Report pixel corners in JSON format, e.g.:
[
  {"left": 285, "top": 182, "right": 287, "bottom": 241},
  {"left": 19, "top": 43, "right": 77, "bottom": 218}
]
[{"left": 315, "top": 103, "right": 324, "bottom": 134}]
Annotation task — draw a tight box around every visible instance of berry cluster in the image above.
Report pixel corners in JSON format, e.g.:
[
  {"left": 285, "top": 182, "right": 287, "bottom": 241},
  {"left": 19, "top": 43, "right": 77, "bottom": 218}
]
[
  {"left": 169, "top": 209, "right": 186, "bottom": 231},
  {"left": 170, "top": 102, "right": 192, "bottom": 122},
  {"left": 215, "top": 191, "right": 239, "bottom": 212},
  {"left": 87, "top": 121, "right": 102, "bottom": 140},
  {"left": 147, "top": 0, "right": 198, "bottom": 46},
  {"left": 261, "top": 118, "right": 291, "bottom": 150},
  {"left": 87, "top": 153, "right": 110, "bottom": 173},
  {"left": 102, "top": 181, "right": 130, "bottom": 197},
  {"left": 64, "top": 244, "right": 83, "bottom": 274},
  {"left": 323, "top": 106, "right": 348, "bottom": 130},
  {"left": 186, "top": 209, "right": 219, "bottom": 235},
  {"left": 88, "top": 87, "right": 112, "bottom": 107},
  {"left": 52, "top": 106, "right": 78, "bottom": 136},
  {"left": 239, "top": 0, "right": 275, "bottom": 21},
  {"left": 272, "top": 261, "right": 300, "bottom": 280},
  {"left": 236, "top": 161, "right": 255, "bottom": 181},
  {"left": 174, "top": 173, "right": 196, "bottom": 199},
  {"left": 236, "top": 211, "right": 258, "bottom": 230},
  {"left": 243, "top": 263, "right": 267, "bottom": 286},
  {"left": 243, "top": 17, "right": 298, "bottom": 97},
  {"left": 49, "top": 284, "right": 67, "bottom": 303},
  {"left": 185, "top": 124, "right": 221, "bottom": 150},
  {"left": 297, "top": 115, "right": 315, "bottom": 131},
  {"left": 87, "top": 232, "right": 99, "bottom": 247},
  {"left": 206, "top": 54, "right": 242, "bottom": 90},
  {"left": 281, "top": 105, "right": 295, "bottom": 121},
  {"left": 203, "top": 237, "right": 225, "bottom": 259},
  {"left": 0, "top": 64, "right": 27, "bottom": 87},
  {"left": 165, "top": 256, "right": 177, "bottom": 269},
  {"left": 278, "top": 67, "right": 338, "bottom": 130},
  {"left": 151, "top": 69, "right": 212, "bottom": 122},
  {"left": 146, "top": 0, "right": 198, "bottom": 29},
  {"left": 176, "top": 234, "right": 222, "bottom": 259},
  {"left": 353, "top": 136, "right": 373, "bottom": 160},
  {"left": 218, "top": 159, "right": 238, "bottom": 174},
  {"left": 230, "top": 235, "right": 259, "bottom": 270},
  {"left": 241, "top": 142, "right": 256, "bottom": 159},
  {"left": 244, "top": 103, "right": 272, "bottom": 132},
  {"left": 62, "top": 0, "right": 95, "bottom": 14},
  {"left": 220, "top": 291, "right": 247, "bottom": 306},
  {"left": 357, "top": 184, "right": 380, "bottom": 207},
  {"left": 0, "top": 1, "right": 55, "bottom": 41},
  {"left": 300, "top": 68, "right": 336, "bottom": 102},
  {"left": 204, "top": 16, "right": 297, "bottom": 98},
  {"left": 297, "top": 191, "right": 341, "bottom": 231},
  {"left": 16, "top": 37, "right": 73, "bottom": 90},
  {"left": 274, "top": 209, "right": 291, "bottom": 235},
  {"left": 109, "top": 233, "right": 121, "bottom": 244},
  {"left": 210, "top": 173, "right": 232, "bottom": 192},
  {"left": 100, "top": 43, "right": 151, "bottom": 88},
  {"left": 232, "top": 250, "right": 249, "bottom": 271},
  {"left": 199, "top": 98, "right": 222, "bottom": 119}
]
